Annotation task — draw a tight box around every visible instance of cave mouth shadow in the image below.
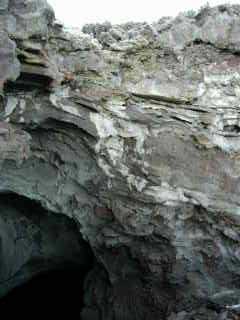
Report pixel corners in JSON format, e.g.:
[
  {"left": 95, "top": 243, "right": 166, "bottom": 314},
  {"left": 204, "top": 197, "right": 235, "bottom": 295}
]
[
  {"left": 0, "top": 266, "right": 88, "bottom": 317},
  {"left": 0, "top": 192, "right": 94, "bottom": 318}
]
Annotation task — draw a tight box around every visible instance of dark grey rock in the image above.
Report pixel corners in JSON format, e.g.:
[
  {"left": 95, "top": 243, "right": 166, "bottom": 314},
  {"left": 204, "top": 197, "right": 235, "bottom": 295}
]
[
  {"left": 0, "top": 0, "right": 8, "bottom": 11},
  {"left": 8, "top": 0, "right": 54, "bottom": 39},
  {"left": 0, "top": 30, "right": 20, "bottom": 86},
  {"left": 0, "top": 193, "right": 92, "bottom": 298},
  {"left": 1, "top": 1, "right": 240, "bottom": 319}
]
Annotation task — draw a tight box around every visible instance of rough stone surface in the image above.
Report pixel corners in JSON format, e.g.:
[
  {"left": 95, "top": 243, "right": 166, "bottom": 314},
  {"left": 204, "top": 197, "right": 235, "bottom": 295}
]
[
  {"left": 1, "top": 1, "right": 240, "bottom": 319},
  {"left": 0, "top": 194, "right": 92, "bottom": 298}
]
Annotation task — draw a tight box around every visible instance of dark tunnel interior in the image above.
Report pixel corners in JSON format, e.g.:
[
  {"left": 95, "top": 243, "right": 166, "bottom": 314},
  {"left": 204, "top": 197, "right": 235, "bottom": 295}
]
[
  {"left": 0, "top": 192, "right": 93, "bottom": 318},
  {"left": 0, "top": 267, "right": 88, "bottom": 318}
]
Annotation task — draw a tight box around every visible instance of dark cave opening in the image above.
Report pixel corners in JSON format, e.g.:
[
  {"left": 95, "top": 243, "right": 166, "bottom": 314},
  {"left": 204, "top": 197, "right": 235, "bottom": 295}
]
[
  {"left": 0, "top": 267, "right": 87, "bottom": 317},
  {"left": 0, "top": 192, "right": 94, "bottom": 318}
]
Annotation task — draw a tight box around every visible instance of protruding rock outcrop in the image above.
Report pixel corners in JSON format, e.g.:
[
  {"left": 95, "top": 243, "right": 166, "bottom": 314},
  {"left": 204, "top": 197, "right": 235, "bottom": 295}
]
[{"left": 1, "top": 1, "right": 240, "bottom": 319}]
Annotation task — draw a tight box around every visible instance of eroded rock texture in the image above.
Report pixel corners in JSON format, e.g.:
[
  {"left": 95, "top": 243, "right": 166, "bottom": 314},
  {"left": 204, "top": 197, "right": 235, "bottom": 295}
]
[{"left": 1, "top": 1, "right": 240, "bottom": 319}]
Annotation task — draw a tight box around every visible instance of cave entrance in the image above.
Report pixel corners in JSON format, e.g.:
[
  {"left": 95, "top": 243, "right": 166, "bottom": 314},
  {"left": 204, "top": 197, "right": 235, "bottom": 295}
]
[
  {"left": 0, "top": 192, "right": 93, "bottom": 318},
  {"left": 0, "top": 266, "right": 87, "bottom": 317}
]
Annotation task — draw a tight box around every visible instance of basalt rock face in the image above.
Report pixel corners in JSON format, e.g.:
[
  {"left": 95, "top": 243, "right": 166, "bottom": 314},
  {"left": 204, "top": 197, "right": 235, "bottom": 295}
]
[
  {"left": 0, "top": 193, "right": 92, "bottom": 298},
  {"left": 1, "top": 1, "right": 240, "bottom": 319}
]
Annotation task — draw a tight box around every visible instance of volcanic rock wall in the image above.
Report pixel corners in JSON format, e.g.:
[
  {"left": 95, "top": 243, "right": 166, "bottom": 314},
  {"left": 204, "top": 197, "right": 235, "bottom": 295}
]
[{"left": 1, "top": 1, "right": 240, "bottom": 319}]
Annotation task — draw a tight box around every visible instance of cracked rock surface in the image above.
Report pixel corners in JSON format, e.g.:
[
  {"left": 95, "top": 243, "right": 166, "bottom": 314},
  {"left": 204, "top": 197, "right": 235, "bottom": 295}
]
[{"left": 1, "top": 1, "right": 240, "bottom": 319}]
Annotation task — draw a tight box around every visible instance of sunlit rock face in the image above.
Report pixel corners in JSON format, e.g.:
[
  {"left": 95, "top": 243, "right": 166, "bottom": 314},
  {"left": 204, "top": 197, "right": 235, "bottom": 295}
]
[{"left": 1, "top": 1, "right": 240, "bottom": 319}]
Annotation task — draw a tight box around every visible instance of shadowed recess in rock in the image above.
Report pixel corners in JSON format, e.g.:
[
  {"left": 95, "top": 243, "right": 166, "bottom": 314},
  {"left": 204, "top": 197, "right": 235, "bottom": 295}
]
[
  {"left": 5, "top": 72, "right": 53, "bottom": 91},
  {"left": 0, "top": 192, "right": 94, "bottom": 315},
  {"left": 0, "top": 267, "right": 87, "bottom": 317}
]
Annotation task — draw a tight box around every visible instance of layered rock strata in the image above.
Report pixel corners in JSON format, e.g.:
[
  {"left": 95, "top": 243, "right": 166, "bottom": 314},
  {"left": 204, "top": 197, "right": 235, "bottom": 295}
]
[{"left": 1, "top": 1, "right": 240, "bottom": 319}]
